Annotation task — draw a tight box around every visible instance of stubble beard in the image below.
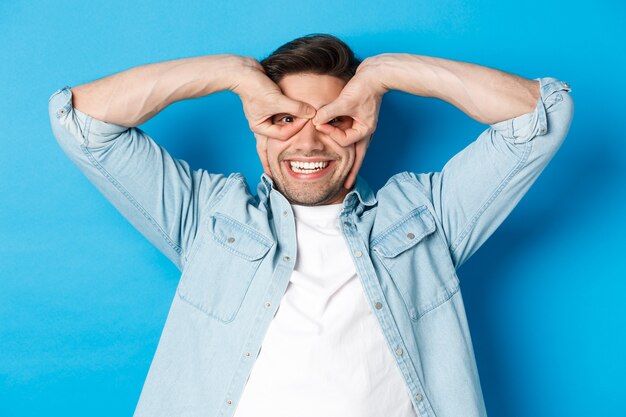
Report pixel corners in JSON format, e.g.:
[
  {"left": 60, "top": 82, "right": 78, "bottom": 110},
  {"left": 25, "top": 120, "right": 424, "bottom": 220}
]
[
  {"left": 271, "top": 162, "right": 348, "bottom": 206},
  {"left": 276, "top": 177, "right": 347, "bottom": 206}
]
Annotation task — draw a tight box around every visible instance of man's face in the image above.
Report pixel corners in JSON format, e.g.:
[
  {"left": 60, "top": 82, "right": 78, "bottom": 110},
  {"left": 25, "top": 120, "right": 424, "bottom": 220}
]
[{"left": 266, "top": 73, "right": 356, "bottom": 206}]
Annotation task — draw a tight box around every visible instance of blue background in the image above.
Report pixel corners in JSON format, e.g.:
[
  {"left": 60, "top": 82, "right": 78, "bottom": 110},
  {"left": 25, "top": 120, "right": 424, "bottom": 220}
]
[{"left": 1, "top": 0, "right": 624, "bottom": 416}]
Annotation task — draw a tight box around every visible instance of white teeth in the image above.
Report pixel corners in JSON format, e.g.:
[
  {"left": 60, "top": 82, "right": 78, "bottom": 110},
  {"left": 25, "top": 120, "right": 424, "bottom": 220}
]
[{"left": 289, "top": 160, "right": 330, "bottom": 173}]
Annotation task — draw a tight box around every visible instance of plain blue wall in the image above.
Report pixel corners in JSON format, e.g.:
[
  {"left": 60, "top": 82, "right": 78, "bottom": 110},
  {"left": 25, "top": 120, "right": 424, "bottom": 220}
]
[{"left": 1, "top": 0, "right": 624, "bottom": 416}]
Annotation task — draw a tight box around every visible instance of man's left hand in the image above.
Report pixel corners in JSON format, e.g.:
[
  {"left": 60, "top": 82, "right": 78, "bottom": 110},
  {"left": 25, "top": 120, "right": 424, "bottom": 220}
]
[{"left": 312, "top": 57, "right": 388, "bottom": 190}]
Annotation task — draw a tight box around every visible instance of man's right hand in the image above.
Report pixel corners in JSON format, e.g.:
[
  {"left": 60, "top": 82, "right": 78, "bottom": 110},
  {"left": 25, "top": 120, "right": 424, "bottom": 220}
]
[{"left": 230, "top": 57, "right": 317, "bottom": 176}]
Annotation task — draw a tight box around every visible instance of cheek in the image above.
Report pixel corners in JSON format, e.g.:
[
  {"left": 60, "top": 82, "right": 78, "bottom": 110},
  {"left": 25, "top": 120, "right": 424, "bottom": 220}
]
[
  {"left": 266, "top": 140, "right": 293, "bottom": 176},
  {"left": 345, "top": 147, "right": 357, "bottom": 169},
  {"left": 265, "top": 142, "right": 283, "bottom": 165}
]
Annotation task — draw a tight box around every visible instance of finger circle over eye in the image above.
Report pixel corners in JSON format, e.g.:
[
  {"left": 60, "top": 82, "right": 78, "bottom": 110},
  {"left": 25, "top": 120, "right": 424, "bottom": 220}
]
[{"left": 313, "top": 107, "right": 330, "bottom": 125}]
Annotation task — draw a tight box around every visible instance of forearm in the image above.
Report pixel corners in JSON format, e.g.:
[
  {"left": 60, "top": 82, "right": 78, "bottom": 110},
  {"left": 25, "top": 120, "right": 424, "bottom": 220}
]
[
  {"left": 71, "top": 54, "right": 250, "bottom": 127},
  {"left": 365, "top": 53, "right": 541, "bottom": 124}
]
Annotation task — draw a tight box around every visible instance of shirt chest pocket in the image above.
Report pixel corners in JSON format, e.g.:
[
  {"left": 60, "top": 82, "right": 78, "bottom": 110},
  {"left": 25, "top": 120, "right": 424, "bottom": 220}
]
[
  {"left": 177, "top": 213, "right": 273, "bottom": 323},
  {"left": 371, "top": 206, "right": 459, "bottom": 321}
]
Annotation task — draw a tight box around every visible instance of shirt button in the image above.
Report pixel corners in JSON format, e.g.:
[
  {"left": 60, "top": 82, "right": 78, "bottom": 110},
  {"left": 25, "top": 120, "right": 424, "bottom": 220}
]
[
  {"left": 265, "top": 301, "right": 271, "bottom": 308},
  {"left": 375, "top": 302, "right": 383, "bottom": 310},
  {"left": 283, "top": 210, "right": 288, "bottom": 217},
  {"left": 283, "top": 255, "right": 290, "bottom": 262},
  {"left": 244, "top": 352, "right": 251, "bottom": 357},
  {"left": 354, "top": 250, "right": 362, "bottom": 258},
  {"left": 395, "top": 347, "right": 403, "bottom": 356},
  {"left": 227, "top": 237, "right": 235, "bottom": 244},
  {"left": 407, "top": 232, "right": 415, "bottom": 240},
  {"left": 226, "top": 399, "right": 233, "bottom": 405},
  {"left": 415, "top": 393, "right": 423, "bottom": 401}
]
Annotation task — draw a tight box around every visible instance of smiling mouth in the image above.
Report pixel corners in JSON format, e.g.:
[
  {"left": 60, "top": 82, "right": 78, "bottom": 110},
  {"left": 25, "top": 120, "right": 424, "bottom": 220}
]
[
  {"left": 283, "top": 159, "right": 335, "bottom": 179},
  {"left": 289, "top": 160, "right": 330, "bottom": 173}
]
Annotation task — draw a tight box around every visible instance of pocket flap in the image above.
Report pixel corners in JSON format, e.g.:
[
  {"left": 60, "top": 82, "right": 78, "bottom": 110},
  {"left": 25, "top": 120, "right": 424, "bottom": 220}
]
[
  {"left": 208, "top": 213, "right": 272, "bottom": 261},
  {"left": 372, "top": 207, "right": 436, "bottom": 258}
]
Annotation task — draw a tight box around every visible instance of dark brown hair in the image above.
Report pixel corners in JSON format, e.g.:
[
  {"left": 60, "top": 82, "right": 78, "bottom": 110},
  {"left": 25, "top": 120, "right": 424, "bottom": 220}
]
[{"left": 260, "top": 33, "right": 361, "bottom": 84}]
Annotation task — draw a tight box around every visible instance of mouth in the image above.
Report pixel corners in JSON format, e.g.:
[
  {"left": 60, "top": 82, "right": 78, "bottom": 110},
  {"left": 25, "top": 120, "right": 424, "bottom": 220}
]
[{"left": 283, "top": 159, "right": 335, "bottom": 180}]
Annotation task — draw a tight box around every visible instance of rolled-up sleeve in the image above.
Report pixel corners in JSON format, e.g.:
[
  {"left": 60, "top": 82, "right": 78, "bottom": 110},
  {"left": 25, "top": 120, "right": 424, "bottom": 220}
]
[
  {"left": 48, "top": 86, "right": 231, "bottom": 271},
  {"left": 408, "top": 77, "right": 574, "bottom": 269}
]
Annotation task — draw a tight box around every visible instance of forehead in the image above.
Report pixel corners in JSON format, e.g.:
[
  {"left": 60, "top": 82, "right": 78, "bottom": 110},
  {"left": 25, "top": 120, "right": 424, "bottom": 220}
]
[{"left": 277, "top": 73, "right": 347, "bottom": 109}]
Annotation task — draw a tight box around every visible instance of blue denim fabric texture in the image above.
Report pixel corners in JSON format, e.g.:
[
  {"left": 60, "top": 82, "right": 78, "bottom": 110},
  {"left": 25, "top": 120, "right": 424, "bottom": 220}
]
[{"left": 48, "top": 76, "right": 574, "bottom": 417}]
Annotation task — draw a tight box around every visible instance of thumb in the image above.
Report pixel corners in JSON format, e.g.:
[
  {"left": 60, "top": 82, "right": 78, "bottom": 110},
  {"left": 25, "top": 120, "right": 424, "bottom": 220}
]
[
  {"left": 278, "top": 95, "right": 316, "bottom": 119},
  {"left": 312, "top": 98, "right": 347, "bottom": 126}
]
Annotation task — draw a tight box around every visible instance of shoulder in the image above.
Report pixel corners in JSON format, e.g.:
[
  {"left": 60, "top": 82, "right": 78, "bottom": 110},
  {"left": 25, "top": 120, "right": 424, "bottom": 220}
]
[{"left": 378, "top": 171, "right": 433, "bottom": 200}]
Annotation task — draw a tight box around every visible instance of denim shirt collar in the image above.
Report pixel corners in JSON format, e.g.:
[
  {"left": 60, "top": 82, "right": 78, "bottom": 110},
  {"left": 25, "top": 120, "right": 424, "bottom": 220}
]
[
  {"left": 343, "top": 175, "right": 377, "bottom": 208},
  {"left": 259, "top": 173, "right": 377, "bottom": 210}
]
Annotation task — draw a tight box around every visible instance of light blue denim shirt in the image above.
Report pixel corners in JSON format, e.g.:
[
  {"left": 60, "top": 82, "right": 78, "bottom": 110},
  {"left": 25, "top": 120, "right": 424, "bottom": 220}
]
[{"left": 48, "top": 77, "right": 573, "bottom": 417}]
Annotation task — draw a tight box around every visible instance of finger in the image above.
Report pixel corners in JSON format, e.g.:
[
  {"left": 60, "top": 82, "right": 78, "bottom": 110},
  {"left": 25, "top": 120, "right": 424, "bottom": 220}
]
[
  {"left": 254, "top": 116, "right": 309, "bottom": 141},
  {"left": 312, "top": 98, "right": 349, "bottom": 126},
  {"left": 343, "top": 125, "right": 372, "bottom": 146},
  {"left": 316, "top": 122, "right": 369, "bottom": 147},
  {"left": 314, "top": 123, "right": 347, "bottom": 144},
  {"left": 275, "top": 95, "right": 316, "bottom": 119},
  {"left": 343, "top": 135, "right": 370, "bottom": 190}
]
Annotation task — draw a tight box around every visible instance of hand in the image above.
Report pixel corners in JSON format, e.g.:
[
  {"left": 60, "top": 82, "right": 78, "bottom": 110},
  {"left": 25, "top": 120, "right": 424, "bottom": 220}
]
[
  {"left": 231, "top": 58, "right": 316, "bottom": 141},
  {"left": 311, "top": 58, "right": 388, "bottom": 190}
]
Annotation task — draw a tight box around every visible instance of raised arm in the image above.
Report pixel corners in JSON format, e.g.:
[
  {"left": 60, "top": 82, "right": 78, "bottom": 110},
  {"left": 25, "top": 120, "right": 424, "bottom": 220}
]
[
  {"left": 312, "top": 53, "right": 549, "bottom": 144},
  {"left": 359, "top": 53, "right": 542, "bottom": 124},
  {"left": 49, "top": 54, "right": 315, "bottom": 270},
  {"left": 71, "top": 54, "right": 315, "bottom": 133},
  {"left": 71, "top": 55, "right": 242, "bottom": 126},
  {"left": 313, "top": 53, "right": 574, "bottom": 268}
]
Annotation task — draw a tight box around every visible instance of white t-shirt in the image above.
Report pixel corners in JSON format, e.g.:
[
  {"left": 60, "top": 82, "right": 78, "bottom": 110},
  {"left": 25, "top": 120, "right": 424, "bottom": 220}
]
[{"left": 232, "top": 203, "right": 417, "bottom": 417}]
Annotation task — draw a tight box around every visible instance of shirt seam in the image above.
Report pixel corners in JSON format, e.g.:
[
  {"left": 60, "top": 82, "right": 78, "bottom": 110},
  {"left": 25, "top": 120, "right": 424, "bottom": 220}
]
[
  {"left": 181, "top": 175, "right": 239, "bottom": 265},
  {"left": 76, "top": 100, "right": 240, "bottom": 267},
  {"left": 449, "top": 139, "right": 533, "bottom": 254},
  {"left": 79, "top": 143, "right": 185, "bottom": 261}
]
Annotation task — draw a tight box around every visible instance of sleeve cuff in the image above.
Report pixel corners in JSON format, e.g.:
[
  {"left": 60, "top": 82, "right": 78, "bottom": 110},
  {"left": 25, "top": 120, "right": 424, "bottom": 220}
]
[
  {"left": 48, "top": 86, "right": 130, "bottom": 147},
  {"left": 489, "top": 77, "right": 572, "bottom": 144}
]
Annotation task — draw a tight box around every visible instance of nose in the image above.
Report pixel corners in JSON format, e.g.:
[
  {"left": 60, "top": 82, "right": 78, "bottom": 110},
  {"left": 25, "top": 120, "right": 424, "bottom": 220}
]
[{"left": 291, "top": 118, "right": 325, "bottom": 153}]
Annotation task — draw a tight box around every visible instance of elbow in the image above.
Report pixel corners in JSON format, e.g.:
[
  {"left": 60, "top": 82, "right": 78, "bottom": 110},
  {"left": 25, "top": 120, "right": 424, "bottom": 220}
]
[
  {"left": 48, "top": 87, "right": 88, "bottom": 150},
  {"left": 549, "top": 90, "right": 575, "bottom": 144}
]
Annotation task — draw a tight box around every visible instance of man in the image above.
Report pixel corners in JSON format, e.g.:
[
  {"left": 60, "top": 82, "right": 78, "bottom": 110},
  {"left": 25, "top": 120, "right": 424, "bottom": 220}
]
[{"left": 48, "top": 33, "right": 573, "bottom": 417}]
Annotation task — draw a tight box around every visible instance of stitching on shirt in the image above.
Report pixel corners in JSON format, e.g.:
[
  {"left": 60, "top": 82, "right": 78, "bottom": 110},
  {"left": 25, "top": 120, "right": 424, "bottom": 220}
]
[
  {"left": 373, "top": 239, "right": 461, "bottom": 322},
  {"left": 383, "top": 173, "right": 457, "bottom": 252},
  {"left": 83, "top": 113, "right": 93, "bottom": 146},
  {"left": 181, "top": 174, "right": 237, "bottom": 265},
  {"left": 229, "top": 173, "right": 250, "bottom": 194},
  {"left": 370, "top": 206, "right": 431, "bottom": 248},
  {"left": 415, "top": 283, "right": 461, "bottom": 320},
  {"left": 79, "top": 145, "right": 184, "bottom": 259},
  {"left": 212, "top": 212, "right": 273, "bottom": 248},
  {"left": 392, "top": 172, "right": 431, "bottom": 198},
  {"left": 450, "top": 139, "right": 533, "bottom": 255}
]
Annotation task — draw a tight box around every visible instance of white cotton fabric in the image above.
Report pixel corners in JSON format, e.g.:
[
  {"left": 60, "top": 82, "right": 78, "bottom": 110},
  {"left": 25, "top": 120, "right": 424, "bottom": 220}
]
[{"left": 233, "top": 203, "right": 416, "bottom": 417}]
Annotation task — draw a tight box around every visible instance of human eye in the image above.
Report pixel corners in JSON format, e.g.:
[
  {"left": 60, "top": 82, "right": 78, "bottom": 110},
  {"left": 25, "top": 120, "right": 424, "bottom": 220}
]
[
  {"left": 328, "top": 116, "right": 349, "bottom": 126},
  {"left": 273, "top": 114, "right": 295, "bottom": 124}
]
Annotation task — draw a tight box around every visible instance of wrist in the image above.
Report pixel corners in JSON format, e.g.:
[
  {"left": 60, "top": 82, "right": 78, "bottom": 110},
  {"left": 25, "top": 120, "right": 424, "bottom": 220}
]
[
  {"left": 357, "top": 54, "right": 401, "bottom": 96},
  {"left": 162, "top": 54, "right": 248, "bottom": 99},
  {"left": 228, "top": 56, "right": 264, "bottom": 96},
  {"left": 359, "top": 53, "right": 428, "bottom": 96},
  {"left": 356, "top": 56, "right": 387, "bottom": 95}
]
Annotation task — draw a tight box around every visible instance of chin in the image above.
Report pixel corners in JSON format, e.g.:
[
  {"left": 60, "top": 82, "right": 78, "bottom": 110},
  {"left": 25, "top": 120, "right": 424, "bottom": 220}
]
[
  {"left": 274, "top": 182, "right": 339, "bottom": 206},
  {"left": 270, "top": 165, "right": 348, "bottom": 206}
]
